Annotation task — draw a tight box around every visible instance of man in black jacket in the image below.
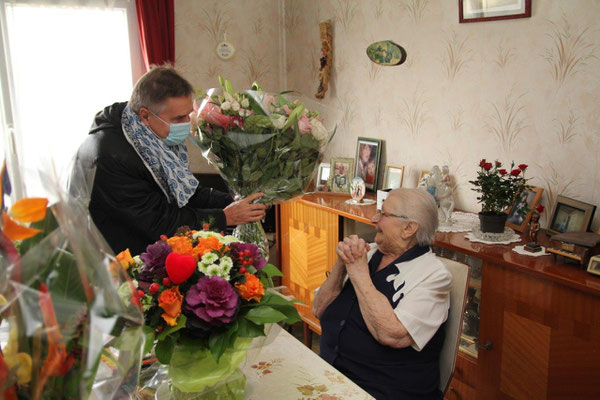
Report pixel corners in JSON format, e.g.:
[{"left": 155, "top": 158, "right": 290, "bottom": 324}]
[{"left": 72, "top": 66, "right": 266, "bottom": 255}]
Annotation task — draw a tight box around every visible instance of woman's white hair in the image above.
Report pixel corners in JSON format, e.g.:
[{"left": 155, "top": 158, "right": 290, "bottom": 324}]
[{"left": 388, "top": 188, "right": 438, "bottom": 245}]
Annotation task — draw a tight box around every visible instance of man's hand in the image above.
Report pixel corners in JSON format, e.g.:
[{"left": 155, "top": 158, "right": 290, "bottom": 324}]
[{"left": 223, "top": 193, "right": 267, "bottom": 226}]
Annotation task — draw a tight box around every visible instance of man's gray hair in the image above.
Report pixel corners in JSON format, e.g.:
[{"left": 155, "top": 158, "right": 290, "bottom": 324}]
[
  {"left": 129, "top": 65, "right": 194, "bottom": 113},
  {"left": 389, "top": 188, "right": 439, "bottom": 245}
]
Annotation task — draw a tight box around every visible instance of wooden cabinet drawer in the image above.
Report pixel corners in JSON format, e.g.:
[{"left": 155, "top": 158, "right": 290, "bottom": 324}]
[
  {"left": 445, "top": 377, "right": 476, "bottom": 400},
  {"left": 453, "top": 353, "right": 477, "bottom": 388}
]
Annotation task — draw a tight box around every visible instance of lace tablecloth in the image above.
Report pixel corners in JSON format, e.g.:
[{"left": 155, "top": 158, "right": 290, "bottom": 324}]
[
  {"left": 465, "top": 227, "right": 522, "bottom": 245},
  {"left": 512, "top": 245, "right": 551, "bottom": 256},
  {"left": 242, "top": 323, "right": 373, "bottom": 399},
  {"left": 437, "top": 211, "right": 479, "bottom": 233}
]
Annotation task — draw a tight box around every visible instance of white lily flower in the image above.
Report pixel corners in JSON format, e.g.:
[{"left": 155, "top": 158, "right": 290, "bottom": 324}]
[
  {"left": 271, "top": 114, "right": 287, "bottom": 129},
  {"left": 221, "top": 101, "right": 231, "bottom": 111},
  {"left": 241, "top": 98, "right": 250, "bottom": 108},
  {"left": 310, "top": 118, "right": 329, "bottom": 141},
  {"left": 224, "top": 92, "right": 235, "bottom": 103},
  {"left": 231, "top": 101, "right": 240, "bottom": 112}
]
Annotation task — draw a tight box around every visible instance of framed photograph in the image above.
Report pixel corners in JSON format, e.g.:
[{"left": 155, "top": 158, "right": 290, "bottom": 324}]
[
  {"left": 316, "top": 163, "right": 330, "bottom": 191},
  {"left": 547, "top": 195, "right": 596, "bottom": 235},
  {"left": 587, "top": 255, "right": 600, "bottom": 277},
  {"left": 505, "top": 187, "right": 544, "bottom": 232},
  {"left": 329, "top": 157, "right": 354, "bottom": 193},
  {"left": 382, "top": 164, "right": 404, "bottom": 190},
  {"left": 459, "top": 0, "right": 532, "bottom": 23},
  {"left": 354, "top": 137, "right": 382, "bottom": 191},
  {"left": 417, "top": 169, "right": 431, "bottom": 187}
]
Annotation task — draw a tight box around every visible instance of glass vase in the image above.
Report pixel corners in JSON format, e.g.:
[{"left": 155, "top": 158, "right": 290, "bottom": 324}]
[{"left": 232, "top": 221, "right": 269, "bottom": 261}]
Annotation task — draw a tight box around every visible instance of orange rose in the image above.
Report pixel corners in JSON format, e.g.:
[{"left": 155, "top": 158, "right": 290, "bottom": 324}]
[
  {"left": 158, "top": 286, "right": 183, "bottom": 326},
  {"left": 192, "top": 236, "right": 226, "bottom": 260},
  {"left": 235, "top": 273, "right": 265, "bottom": 302},
  {"left": 115, "top": 248, "right": 135, "bottom": 270},
  {"left": 167, "top": 236, "right": 193, "bottom": 256}
]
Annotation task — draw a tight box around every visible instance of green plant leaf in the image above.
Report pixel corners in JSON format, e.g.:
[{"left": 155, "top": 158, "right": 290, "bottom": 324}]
[
  {"left": 208, "top": 331, "right": 229, "bottom": 362},
  {"left": 237, "top": 318, "right": 265, "bottom": 338},
  {"left": 155, "top": 336, "right": 176, "bottom": 364},
  {"left": 261, "top": 263, "right": 283, "bottom": 278},
  {"left": 142, "top": 326, "right": 155, "bottom": 356},
  {"left": 156, "top": 315, "right": 187, "bottom": 341},
  {"left": 245, "top": 306, "right": 287, "bottom": 324}
]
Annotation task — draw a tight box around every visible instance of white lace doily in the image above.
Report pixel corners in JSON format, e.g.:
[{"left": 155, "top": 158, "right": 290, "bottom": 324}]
[
  {"left": 512, "top": 245, "right": 551, "bottom": 256},
  {"left": 465, "top": 226, "right": 521, "bottom": 245},
  {"left": 345, "top": 198, "right": 376, "bottom": 206},
  {"left": 437, "top": 211, "right": 479, "bottom": 233}
]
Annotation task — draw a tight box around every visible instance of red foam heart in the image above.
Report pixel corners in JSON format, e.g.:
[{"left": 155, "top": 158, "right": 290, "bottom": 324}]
[{"left": 165, "top": 252, "right": 196, "bottom": 284}]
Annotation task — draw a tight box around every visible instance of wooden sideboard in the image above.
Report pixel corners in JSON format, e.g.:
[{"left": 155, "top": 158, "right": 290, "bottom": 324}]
[{"left": 277, "top": 192, "right": 600, "bottom": 399}]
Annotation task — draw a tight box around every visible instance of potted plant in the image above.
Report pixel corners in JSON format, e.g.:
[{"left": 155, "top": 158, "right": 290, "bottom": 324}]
[{"left": 469, "top": 159, "right": 530, "bottom": 233}]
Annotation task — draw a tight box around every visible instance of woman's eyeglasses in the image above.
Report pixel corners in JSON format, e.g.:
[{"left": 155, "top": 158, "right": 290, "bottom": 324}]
[{"left": 373, "top": 210, "right": 411, "bottom": 220}]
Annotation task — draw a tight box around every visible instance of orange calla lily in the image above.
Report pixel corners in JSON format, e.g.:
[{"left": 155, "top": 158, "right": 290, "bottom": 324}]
[
  {"left": 2, "top": 210, "right": 42, "bottom": 241},
  {"left": 8, "top": 197, "right": 48, "bottom": 223}
]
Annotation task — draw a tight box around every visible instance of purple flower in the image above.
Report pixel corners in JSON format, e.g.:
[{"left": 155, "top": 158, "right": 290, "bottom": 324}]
[
  {"left": 229, "top": 242, "right": 266, "bottom": 270},
  {"left": 184, "top": 276, "right": 239, "bottom": 326},
  {"left": 138, "top": 240, "right": 171, "bottom": 282}
]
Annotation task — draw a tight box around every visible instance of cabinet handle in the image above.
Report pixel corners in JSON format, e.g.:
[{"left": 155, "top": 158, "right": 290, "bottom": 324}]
[{"left": 478, "top": 340, "right": 493, "bottom": 350}]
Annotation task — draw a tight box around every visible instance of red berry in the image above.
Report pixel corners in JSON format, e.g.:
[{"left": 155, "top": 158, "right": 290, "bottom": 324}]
[
  {"left": 242, "top": 259, "right": 248, "bottom": 266},
  {"left": 244, "top": 249, "right": 252, "bottom": 256},
  {"left": 239, "top": 267, "right": 247, "bottom": 274},
  {"left": 149, "top": 283, "right": 160, "bottom": 295},
  {"left": 160, "top": 235, "right": 167, "bottom": 241},
  {"left": 202, "top": 223, "right": 210, "bottom": 231},
  {"left": 162, "top": 277, "right": 171, "bottom": 287},
  {"left": 137, "top": 289, "right": 145, "bottom": 298},
  {"left": 220, "top": 231, "right": 225, "bottom": 236},
  {"left": 248, "top": 258, "right": 254, "bottom": 265}
]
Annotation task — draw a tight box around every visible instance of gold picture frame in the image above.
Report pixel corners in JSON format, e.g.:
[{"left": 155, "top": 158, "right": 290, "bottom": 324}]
[
  {"left": 547, "top": 195, "right": 596, "bottom": 235},
  {"left": 382, "top": 164, "right": 404, "bottom": 190},
  {"left": 329, "top": 157, "right": 354, "bottom": 193},
  {"left": 587, "top": 255, "right": 600, "bottom": 277}
]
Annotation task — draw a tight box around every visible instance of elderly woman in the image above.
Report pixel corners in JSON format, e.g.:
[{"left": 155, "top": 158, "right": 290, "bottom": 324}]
[{"left": 313, "top": 188, "right": 452, "bottom": 399}]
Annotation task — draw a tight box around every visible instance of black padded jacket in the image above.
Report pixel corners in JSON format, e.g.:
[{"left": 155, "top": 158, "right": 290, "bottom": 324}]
[{"left": 73, "top": 102, "right": 232, "bottom": 255}]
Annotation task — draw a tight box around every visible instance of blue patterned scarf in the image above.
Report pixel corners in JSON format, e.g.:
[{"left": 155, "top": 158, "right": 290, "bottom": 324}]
[{"left": 121, "top": 105, "right": 198, "bottom": 207}]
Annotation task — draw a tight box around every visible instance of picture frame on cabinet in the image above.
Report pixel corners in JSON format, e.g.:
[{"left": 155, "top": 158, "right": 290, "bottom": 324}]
[
  {"left": 329, "top": 157, "right": 354, "bottom": 193},
  {"left": 354, "top": 137, "right": 382, "bottom": 191},
  {"left": 382, "top": 164, "right": 404, "bottom": 190},
  {"left": 316, "top": 163, "right": 331, "bottom": 191},
  {"left": 587, "top": 255, "right": 600, "bottom": 277},
  {"left": 459, "top": 0, "right": 532, "bottom": 23},
  {"left": 417, "top": 169, "right": 431, "bottom": 187},
  {"left": 506, "top": 187, "right": 544, "bottom": 232},
  {"left": 547, "top": 195, "right": 596, "bottom": 235}
]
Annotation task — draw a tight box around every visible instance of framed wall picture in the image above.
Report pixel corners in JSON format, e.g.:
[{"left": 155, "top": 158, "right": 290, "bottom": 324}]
[
  {"left": 354, "top": 137, "right": 382, "bottom": 191},
  {"left": 382, "top": 164, "right": 404, "bottom": 190},
  {"left": 587, "top": 255, "right": 600, "bottom": 277},
  {"left": 459, "top": 0, "right": 532, "bottom": 23},
  {"left": 316, "top": 162, "right": 330, "bottom": 191},
  {"left": 547, "top": 195, "right": 596, "bottom": 235},
  {"left": 506, "top": 187, "right": 544, "bottom": 232},
  {"left": 417, "top": 169, "right": 431, "bottom": 187},
  {"left": 329, "top": 157, "right": 354, "bottom": 193}
]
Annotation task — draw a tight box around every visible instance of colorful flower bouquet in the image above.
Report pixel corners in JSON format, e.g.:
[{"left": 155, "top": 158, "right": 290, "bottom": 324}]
[
  {"left": 119, "top": 225, "right": 300, "bottom": 398},
  {"left": 190, "top": 77, "right": 337, "bottom": 256},
  {"left": 0, "top": 162, "right": 144, "bottom": 399}
]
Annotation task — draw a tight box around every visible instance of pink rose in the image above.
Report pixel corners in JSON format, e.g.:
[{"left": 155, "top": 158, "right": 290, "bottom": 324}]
[{"left": 298, "top": 114, "right": 311, "bottom": 135}]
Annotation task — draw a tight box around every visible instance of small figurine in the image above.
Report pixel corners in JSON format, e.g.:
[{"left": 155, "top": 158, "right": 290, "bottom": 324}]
[{"left": 525, "top": 204, "right": 544, "bottom": 252}]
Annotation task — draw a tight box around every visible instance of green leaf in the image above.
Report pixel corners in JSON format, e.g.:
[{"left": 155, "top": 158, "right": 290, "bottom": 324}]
[
  {"left": 157, "top": 315, "right": 187, "bottom": 341},
  {"left": 237, "top": 318, "right": 265, "bottom": 338},
  {"left": 155, "top": 336, "right": 176, "bottom": 364},
  {"left": 208, "top": 331, "right": 229, "bottom": 362},
  {"left": 245, "top": 306, "right": 287, "bottom": 324},
  {"left": 261, "top": 263, "right": 283, "bottom": 279},
  {"left": 142, "top": 326, "right": 155, "bottom": 356}
]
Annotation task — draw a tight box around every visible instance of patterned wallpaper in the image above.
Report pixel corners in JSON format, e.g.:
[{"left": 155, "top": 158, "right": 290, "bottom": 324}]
[{"left": 176, "top": 0, "right": 600, "bottom": 230}]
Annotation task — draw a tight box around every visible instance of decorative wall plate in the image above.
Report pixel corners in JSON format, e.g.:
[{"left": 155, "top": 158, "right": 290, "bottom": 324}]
[{"left": 366, "top": 40, "right": 407, "bottom": 66}]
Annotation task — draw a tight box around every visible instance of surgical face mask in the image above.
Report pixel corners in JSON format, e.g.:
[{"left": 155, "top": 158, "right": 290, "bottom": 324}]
[{"left": 148, "top": 110, "right": 190, "bottom": 146}]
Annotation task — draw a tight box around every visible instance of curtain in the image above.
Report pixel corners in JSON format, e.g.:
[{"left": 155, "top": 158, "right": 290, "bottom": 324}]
[{"left": 135, "top": 0, "right": 174, "bottom": 71}]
